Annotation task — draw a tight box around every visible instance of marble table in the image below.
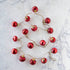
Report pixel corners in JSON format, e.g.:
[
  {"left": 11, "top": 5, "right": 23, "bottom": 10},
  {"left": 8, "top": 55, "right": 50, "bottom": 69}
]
[{"left": 0, "top": 0, "right": 70, "bottom": 70}]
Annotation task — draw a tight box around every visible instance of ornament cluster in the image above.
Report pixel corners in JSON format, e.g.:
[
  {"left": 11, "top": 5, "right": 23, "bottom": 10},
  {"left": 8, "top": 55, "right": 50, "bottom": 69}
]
[{"left": 11, "top": 6, "right": 57, "bottom": 65}]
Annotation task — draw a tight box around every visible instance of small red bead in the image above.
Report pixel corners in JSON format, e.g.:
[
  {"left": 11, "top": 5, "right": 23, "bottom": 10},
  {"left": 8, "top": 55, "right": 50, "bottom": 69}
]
[
  {"left": 41, "top": 58, "right": 47, "bottom": 64},
  {"left": 47, "top": 27, "right": 53, "bottom": 34},
  {"left": 19, "top": 56, "right": 26, "bottom": 62},
  {"left": 40, "top": 40, "right": 46, "bottom": 46},
  {"left": 27, "top": 42, "right": 34, "bottom": 49},
  {"left": 32, "top": 6, "right": 38, "bottom": 12},
  {"left": 51, "top": 48, "right": 57, "bottom": 54},
  {"left": 13, "top": 36, "right": 18, "bottom": 42},
  {"left": 50, "top": 37, "right": 56, "bottom": 43},
  {"left": 31, "top": 25, "right": 38, "bottom": 31},
  {"left": 12, "top": 21, "right": 18, "bottom": 27},
  {"left": 25, "top": 16, "right": 30, "bottom": 22},
  {"left": 22, "top": 29, "right": 28, "bottom": 35},
  {"left": 30, "top": 59, "right": 36, "bottom": 65},
  {"left": 45, "top": 18, "right": 51, "bottom": 24},
  {"left": 12, "top": 48, "right": 17, "bottom": 54}
]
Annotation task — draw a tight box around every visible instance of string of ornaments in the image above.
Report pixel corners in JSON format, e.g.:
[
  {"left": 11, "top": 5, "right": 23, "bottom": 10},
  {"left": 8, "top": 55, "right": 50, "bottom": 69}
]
[{"left": 11, "top": 6, "right": 57, "bottom": 65}]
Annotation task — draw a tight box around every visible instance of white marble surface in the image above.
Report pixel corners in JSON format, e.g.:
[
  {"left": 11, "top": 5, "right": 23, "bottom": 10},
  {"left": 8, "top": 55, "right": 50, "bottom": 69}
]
[{"left": 0, "top": 0, "right": 70, "bottom": 70}]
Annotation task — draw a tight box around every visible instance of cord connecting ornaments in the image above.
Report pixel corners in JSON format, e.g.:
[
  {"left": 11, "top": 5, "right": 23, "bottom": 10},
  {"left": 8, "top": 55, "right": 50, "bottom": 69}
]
[{"left": 11, "top": 6, "right": 57, "bottom": 65}]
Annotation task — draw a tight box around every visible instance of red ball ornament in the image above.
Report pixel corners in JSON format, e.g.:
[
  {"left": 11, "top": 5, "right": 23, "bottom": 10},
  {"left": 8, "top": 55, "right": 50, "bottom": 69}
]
[
  {"left": 12, "top": 48, "right": 18, "bottom": 54},
  {"left": 22, "top": 29, "right": 28, "bottom": 35},
  {"left": 47, "top": 27, "right": 53, "bottom": 34},
  {"left": 30, "top": 59, "right": 36, "bottom": 65},
  {"left": 32, "top": 6, "right": 38, "bottom": 12},
  {"left": 13, "top": 36, "right": 18, "bottom": 42},
  {"left": 25, "top": 16, "right": 30, "bottom": 22},
  {"left": 40, "top": 40, "right": 46, "bottom": 46},
  {"left": 45, "top": 18, "right": 51, "bottom": 24},
  {"left": 51, "top": 48, "right": 57, "bottom": 54},
  {"left": 31, "top": 25, "right": 38, "bottom": 31},
  {"left": 27, "top": 42, "right": 34, "bottom": 49},
  {"left": 41, "top": 58, "right": 47, "bottom": 64},
  {"left": 50, "top": 37, "right": 56, "bottom": 43},
  {"left": 12, "top": 21, "right": 18, "bottom": 27},
  {"left": 19, "top": 55, "right": 26, "bottom": 62}
]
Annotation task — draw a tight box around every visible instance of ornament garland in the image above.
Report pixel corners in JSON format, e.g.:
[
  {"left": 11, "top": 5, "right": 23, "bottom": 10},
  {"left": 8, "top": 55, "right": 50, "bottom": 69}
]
[{"left": 11, "top": 6, "right": 57, "bottom": 65}]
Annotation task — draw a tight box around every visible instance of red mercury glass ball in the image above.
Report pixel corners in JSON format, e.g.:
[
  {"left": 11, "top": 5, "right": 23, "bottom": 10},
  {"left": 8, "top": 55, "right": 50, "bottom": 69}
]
[
  {"left": 12, "top": 48, "right": 18, "bottom": 54},
  {"left": 12, "top": 21, "right": 18, "bottom": 27},
  {"left": 13, "top": 36, "right": 18, "bottom": 42},
  {"left": 25, "top": 16, "right": 30, "bottom": 22},
  {"left": 19, "top": 56, "right": 26, "bottom": 62},
  {"left": 22, "top": 29, "right": 28, "bottom": 35},
  {"left": 32, "top": 6, "right": 38, "bottom": 12},
  {"left": 41, "top": 58, "right": 47, "bottom": 64},
  {"left": 51, "top": 48, "right": 57, "bottom": 54},
  {"left": 40, "top": 40, "right": 46, "bottom": 46},
  {"left": 30, "top": 59, "right": 36, "bottom": 65},
  {"left": 47, "top": 27, "right": 53, "bottom": 34},
  {"left": 31, "top": 25, "right": 38, "bottom": 31},
  {"left": 45, "top": 18, "right": 51, "bottom": 24},
  {"left": 50, "top": 37, "right": 56, "bottom": 43},
  {"left": 27, "top": 42, "right": 34, "bottom": 49}
]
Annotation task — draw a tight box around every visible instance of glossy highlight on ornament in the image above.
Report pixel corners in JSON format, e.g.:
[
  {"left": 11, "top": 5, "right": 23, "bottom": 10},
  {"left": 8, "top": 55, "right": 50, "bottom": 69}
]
[
  {"left": 51, "top": 48, "right": 57, "bottom": 54},
  {"left": 47, "top": 27, "right": 53, "bottom": 34},
  {"left": 22, "top": 29, "right": 28, "bottom": 35},
  {"left": 25, "top": 16, "right": 30, "bottom": 22},
  {"left": 30, "top": 59, "right": 36, "bottom": 65},
  {"left": 45, "top": 18, "right": 51, "bottom": 24},
  {"left": 31, "top": 25, "right": 38, "bottom": 31},
  {"left": 32, "top": 6, "right": 38, "bottom": 12},
  {"left": 12, "top": 48, "right": 18, "bottom": 54},
  {"left": 13, "top": 36, "right": 18, "bottom": 42},
  {"left": 19, "top": 56, "right": 26, "bottom": 62},
  {"left": 12, "top": 21, "right": 18, "bottom": 27},
  {"left": 50, "top": 37, "right": 56, "bottom": 43},
  {"left": 40, "top": 40, "right": 46, "bottom": 46},
  {"left": 27, "top": 42, "right": 34, "bottom": 49},
  {"left": 41, "top": 58, "right": 47, "bottom": 64}
]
